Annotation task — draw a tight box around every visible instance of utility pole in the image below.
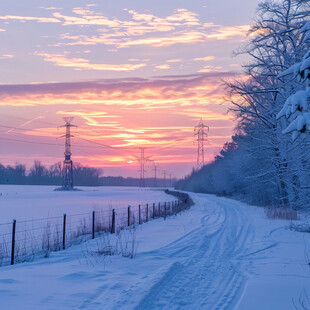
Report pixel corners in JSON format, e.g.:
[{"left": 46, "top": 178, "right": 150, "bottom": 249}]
[
  {"left": 60, "top": 117, "right": 76, "bottom": 190},
  {"left": 194, "top": 118, "right": 209, "bottom": 170},
  {"left": 169, "top": 173, "right": 172, "bottom": 188}
]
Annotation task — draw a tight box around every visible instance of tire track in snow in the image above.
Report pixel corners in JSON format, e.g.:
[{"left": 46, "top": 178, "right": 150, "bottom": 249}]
[{"left": 135, "top": 194, "right": 255, "bottom": 310}]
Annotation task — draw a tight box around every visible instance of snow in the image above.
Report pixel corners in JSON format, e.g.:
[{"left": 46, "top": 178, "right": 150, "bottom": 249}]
[
  {"left": 277, "top": 62, "right": 301, "bottom": 79},
  {"left": 276, "top": 90, "right": 308, "bottom": 120},
  {"left": 0, "top": 190, "right": 309, "bottom": 309},
  {"left": 0, "top": 185, "right": 175, "bottom": 266},
  {"left": 0, "top": 185, "right": 172, "bottom": 222},
  {"left": 300, "top": 21, "right": 310, "bottom": 34},
  {"left": 283, "top": 112, "right": 310, "bottom": 137}
]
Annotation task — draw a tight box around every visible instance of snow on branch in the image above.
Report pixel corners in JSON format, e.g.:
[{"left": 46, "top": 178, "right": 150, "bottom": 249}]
[
  {"left": 277, "top": 19, "right": 310, "bottom": 139},
  {"left": 276, "top": 90, "right": 308, "bottom": 119}
]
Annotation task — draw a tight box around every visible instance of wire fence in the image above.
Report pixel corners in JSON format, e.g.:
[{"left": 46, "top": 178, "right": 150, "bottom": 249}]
[{"left": 0, "top": 190, "right": 192, "bottom": 267}]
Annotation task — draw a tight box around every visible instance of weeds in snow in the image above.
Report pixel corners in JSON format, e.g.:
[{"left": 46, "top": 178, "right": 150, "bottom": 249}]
[
  {"left": 81, "top": 226, "right": 137, "bottom": 266},
  {"left": 289, "top": 222, "right": 310, "bottom": 234},
  {"left": 42, "top": 220, "right": 62, "bottom": 258},
  {"left": 265, "top": 207, "right": 299, "bottom": 221},
  {"left": 116, "top": 227, "right": 137, "bottom": 259}
]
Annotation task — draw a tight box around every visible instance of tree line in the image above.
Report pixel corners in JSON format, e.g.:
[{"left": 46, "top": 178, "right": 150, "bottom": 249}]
[
  {"left": 0, "top": 161, "right": 174, "bottom": 187},
  {"left": 176, "top": 0, "right": 310, "bottom": 210},
  {"left": 0, "top": 161, "right": 102, "bottom": 186}
]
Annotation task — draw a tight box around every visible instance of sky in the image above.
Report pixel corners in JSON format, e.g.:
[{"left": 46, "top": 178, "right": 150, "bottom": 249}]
[{"left": 0, "top": 0, "right": 260, "bottom": 178}]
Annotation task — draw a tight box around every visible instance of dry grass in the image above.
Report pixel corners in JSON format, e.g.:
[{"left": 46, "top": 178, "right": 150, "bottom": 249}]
[{"left": 265, "top": 207, "right": 299, "bottom": 221}]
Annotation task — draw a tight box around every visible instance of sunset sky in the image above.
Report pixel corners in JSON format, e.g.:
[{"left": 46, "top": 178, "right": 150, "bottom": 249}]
[{"left": 0, "top": 0, "right": 259, "bottom": 178}]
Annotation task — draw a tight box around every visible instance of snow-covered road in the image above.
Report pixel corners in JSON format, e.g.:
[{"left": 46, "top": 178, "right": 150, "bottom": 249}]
[
  {"left": 136, "top": 194, "right": 253, "bottom": 309},
  {"left": 0, "top": 192, "right": 309, "bottom": 309}
]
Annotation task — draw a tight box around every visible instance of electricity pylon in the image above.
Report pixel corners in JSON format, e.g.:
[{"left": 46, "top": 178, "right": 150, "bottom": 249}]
[
  {"left": 134, "top": 147, "right": 152, "bottom": 187},
  {"left": 60, "top": 117, "right": 76, "bottom": 190},
  {"left": 194, "top": 119, "right": 209, "bottom": 170}
]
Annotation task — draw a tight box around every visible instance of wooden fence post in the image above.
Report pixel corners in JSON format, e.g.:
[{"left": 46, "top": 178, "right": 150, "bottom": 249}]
[
  {"left": 128, "top": 206, "right": 131, "bottom": 226},
  {"left": 111, "top": 209, "right": 115, "bottom": 234},
  {"left": 146, "top": 204, "right": 149, "bottom": 222},
  {"left": 92, "top": 211, "right": 95, "bottom": 239},
  {"left": 153, "top": 203, "right": 155, "bottom": 219},
  {"left": 11, "top": 219, "right": 16, "bottom": 265},
  {"left": 139, "top": 205, "right": 141, "bottom": 224},
  {"left": 158, "top": 203, "right": 161, "bottom": 218},
  {"left": 63, "top": 213, "right": 66, "bottom": 250}
]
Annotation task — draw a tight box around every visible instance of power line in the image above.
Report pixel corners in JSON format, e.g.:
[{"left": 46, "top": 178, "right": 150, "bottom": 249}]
[
  {"left": 0, "top": 136, "right": 62, "bottom": 147},
  {"left": 0, "top": 122, "right": 192, "bottom": 154}
]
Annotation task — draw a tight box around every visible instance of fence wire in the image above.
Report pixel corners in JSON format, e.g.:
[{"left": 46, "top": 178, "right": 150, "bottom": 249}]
[{"left": 0, "top": 190, "right": 192, "bottom": 267}]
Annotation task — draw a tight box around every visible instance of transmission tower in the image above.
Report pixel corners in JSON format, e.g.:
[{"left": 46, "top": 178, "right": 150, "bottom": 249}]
[
  {"left": 194, "top": 118, "right": 209, "bottom": 170},
  {"left": 134, "top": 147, "right": 152, "bottom": 188},
  {"left": 60, "top": 117, "right": 76, "bottom": 190}
]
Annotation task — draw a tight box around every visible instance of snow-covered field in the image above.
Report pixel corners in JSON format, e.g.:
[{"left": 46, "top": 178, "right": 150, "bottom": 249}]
[
  {"left": 0, "top": 185, "right": 172, "bottom": 221},
  {"left": 0, "top": 190, "right": 309, "bottom": 309},
  {"left": 0, "top": 185, "right": 174, "bottom": 266}
]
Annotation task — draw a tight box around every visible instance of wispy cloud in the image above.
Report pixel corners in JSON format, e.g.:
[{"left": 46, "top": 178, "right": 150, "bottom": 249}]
[
  {"left": 0, "top": 72, "right": 237, "bottom": 108},
  {"left": 120, "top": 31, "right": 209, "bottom": 48},
  {"left": 35, "top": 52, "right": 146, "bottom": 71},
  {"left": 0, "top": 8, "right": 250, "bottom": 57},
  {"left": 0, "top": 15, "right": 60, "bottom": 23},
  {"left": 40, "top": 7, "right": 63, "bottom": 11},
  {"left": 59, "top": 25, "right": 250, "bottom": 48},
  {"left": 194, "top": 56, "right": 215, "bottom": 61},
  {"left": 155, "top": 64, "right": 170, "bottom": 70},
  {"left": 198, "top": 65, "right": 223, "bottom": 73},
  {"left": 167, "top": 59, "right": 182, "bottom": 63},
  {"left": 0, "top": 54, "right": 14, "bottom": 59}
]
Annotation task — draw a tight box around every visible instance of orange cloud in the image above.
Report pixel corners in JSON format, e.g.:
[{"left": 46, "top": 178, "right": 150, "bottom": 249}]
[
  {"left": 121, "top": 31, "right": 208, "bottom": 47},
  {"left": 35, "top": 52, "right": 146, "bottom": 71},
  {"left": 0, "top": 72, "right": 237, "bottom": 108},
  {"left": 198, "top": 65, "right": 223, "bottom": 73},
  {"left": 167, "top": 59, "right": 182, "bottom": 63},
  {"left": 194, "top": 56, "right": 215, "bottom": 61},
  {"left": 0, "top": 54, "right": 14, "bottom": 59},
  {"left": 0, "top": 15, "right": 60, "bottom": 23},
  {"left": 52, "top": 12, "right": 120, "bottom": 27},
  {"left": 155, "top": 64, "right": 171, "bottom": 70},
  {"left": 48, "top": 8, "right": 249, "bottom": 49},
  {"left": 0, "top": 73, "right": 237, "bottom": 175}
]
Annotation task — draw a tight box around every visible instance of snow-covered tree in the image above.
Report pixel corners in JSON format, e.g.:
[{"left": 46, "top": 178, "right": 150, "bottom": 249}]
[
  {"left": 277, "top": 20, "right": 310, "bottom": 139},
  {"left": 178, "top": 0, "right": 310, "bottom": 209},
  {"left": 227, "top": 0, "right": 310, "bottom": 207}
]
